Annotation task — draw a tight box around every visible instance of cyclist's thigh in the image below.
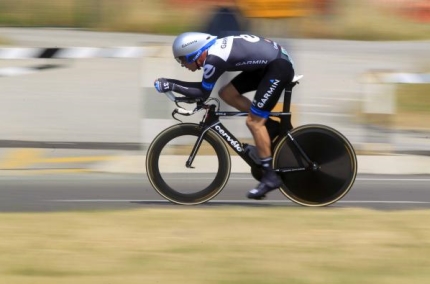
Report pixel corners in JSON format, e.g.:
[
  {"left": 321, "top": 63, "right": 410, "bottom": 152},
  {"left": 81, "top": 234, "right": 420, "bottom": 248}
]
[
  {"left": 231, "top": 70, "right": 264, "bottom": 94},
  {"left": 252, "top": 59, "right": 294, "bottom": 112}
]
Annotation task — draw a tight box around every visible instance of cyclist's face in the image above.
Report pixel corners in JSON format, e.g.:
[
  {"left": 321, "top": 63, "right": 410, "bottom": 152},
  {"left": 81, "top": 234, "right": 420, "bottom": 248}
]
[
  {"left": 176, "top": 53, "right": 203, "bottom": 72},
  {"left": 180, "top": 60, "right": 198, "bottom": 72}
]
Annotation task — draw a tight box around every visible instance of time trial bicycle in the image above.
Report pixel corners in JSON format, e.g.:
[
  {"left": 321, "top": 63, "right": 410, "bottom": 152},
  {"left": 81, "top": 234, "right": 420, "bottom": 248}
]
[{"left": 146, "top": 75, "right": 357, "bottom": 206}]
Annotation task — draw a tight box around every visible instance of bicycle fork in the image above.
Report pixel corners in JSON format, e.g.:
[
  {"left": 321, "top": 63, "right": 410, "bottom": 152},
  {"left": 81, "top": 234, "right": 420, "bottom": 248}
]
[{"left": 185, "top": 127, "right": 209, "bottom": 168}]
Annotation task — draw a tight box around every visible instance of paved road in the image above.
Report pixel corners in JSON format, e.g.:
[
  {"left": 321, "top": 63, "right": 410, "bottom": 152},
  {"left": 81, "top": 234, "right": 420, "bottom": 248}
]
[{"left": 1, "top": 173, "right": 429, "bottom": 212}]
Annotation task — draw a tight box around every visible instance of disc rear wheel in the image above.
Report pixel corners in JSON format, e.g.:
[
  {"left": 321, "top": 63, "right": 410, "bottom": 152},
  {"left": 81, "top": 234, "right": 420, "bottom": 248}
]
[{"left": 273, "top": 124, "right": 357, "bottom": 206}]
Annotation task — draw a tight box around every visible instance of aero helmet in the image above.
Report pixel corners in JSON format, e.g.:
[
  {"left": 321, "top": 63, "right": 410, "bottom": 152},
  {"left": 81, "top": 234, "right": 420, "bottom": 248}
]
[{"left": 172, "top": 32, "right": 217, "bottom": 64}]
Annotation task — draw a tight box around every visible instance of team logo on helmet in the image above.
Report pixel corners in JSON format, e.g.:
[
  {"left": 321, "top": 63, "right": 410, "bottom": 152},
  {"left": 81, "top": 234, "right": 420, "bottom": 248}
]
[{"left": 182, "top": 40, "right": 197, "bottom": 48}]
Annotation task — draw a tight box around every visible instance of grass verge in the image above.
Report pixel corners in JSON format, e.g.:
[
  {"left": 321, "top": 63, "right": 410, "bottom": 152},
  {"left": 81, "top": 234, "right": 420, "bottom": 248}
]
[{"left": 1, "top": 207, "right": 430, "bottom": 283}]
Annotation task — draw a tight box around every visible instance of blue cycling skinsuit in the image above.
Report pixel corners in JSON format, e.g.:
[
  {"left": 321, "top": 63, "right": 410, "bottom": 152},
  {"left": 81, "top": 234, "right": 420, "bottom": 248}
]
[{"left": 166, "top": 34, "right": 295, "bottom": 118}]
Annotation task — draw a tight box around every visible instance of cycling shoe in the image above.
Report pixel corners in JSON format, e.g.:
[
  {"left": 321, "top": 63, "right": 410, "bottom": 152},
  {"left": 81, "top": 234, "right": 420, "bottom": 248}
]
[{"left": 247, "top": 172, "right": 282, "bottom": 200}]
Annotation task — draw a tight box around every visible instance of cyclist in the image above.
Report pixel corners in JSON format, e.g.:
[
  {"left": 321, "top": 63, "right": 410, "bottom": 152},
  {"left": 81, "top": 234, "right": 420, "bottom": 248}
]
[{"left": 154, "top": 32, "right": 295, "bottom": 199}]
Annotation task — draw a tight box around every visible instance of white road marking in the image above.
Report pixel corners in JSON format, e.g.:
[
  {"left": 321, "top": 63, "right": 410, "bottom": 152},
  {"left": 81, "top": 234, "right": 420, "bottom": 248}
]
[
  {"left": 49, "top": 199, "right": 430, "bottom": 205},
  {"left": 137, "top": 177, "right": 430, "bottom": 182},
  {"left": 356, "top": 178, "right": 430, "bottom": 182}
]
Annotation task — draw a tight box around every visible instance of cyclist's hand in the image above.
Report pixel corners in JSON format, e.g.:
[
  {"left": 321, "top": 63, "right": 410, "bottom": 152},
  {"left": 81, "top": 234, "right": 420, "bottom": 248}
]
[{"left": 154, "top": 78, "right": 173, "bottom": 93}]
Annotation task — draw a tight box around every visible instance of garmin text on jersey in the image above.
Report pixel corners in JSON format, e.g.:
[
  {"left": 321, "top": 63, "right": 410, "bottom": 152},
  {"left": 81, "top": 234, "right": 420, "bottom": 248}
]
[
  {"left": 236, "top": 60, "right": 268, "bottom": 66},
  {"left": 257, "top": 79, "right": 280, "bottom": 108}
]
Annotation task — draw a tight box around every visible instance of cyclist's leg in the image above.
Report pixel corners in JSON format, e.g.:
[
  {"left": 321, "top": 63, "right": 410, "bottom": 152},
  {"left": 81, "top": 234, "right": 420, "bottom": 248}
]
[
  {"left": 246, "top": 113, "right": 271, "bottom": 158},
  {"left": 249, "top": 59, "right": 294, "bottom": 155},
  {"left": 218, "top": 83, "right": 251, "bottom": 111},
  {"left": 247, "top": 59, "right": 294, "bottom": 199},
  {"left": 218, "top": 71, "right": 260, "bottom": 111},
  {"left": 247, "top": 107, "right": 282, "bottom": 199},
  {"left": 220, "top": 70, "right": 281, "bottom": 141}
]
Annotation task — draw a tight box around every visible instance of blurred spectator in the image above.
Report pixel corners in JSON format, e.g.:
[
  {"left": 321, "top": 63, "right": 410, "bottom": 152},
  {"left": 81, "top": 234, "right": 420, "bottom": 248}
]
[{"left": 203, "top": 4, "right": 248, "bottom": 37}]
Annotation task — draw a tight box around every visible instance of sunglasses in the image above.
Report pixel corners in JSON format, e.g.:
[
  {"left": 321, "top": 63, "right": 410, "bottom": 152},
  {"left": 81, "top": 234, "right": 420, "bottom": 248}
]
[
  {"left": 175, "top": 50, "right": 201, "bottom": 65},
  {"left": 175, "top": 56, "right": 187, "bottom": 64}
]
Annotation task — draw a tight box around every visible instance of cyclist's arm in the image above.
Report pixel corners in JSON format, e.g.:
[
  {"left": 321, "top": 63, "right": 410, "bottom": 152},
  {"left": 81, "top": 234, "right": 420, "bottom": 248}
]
[
  {"left": 165, "top": 79, "right": 211, "bottom": 100},
  {"left": 166, "top": 56, "right": 226, "bottom": 99}
]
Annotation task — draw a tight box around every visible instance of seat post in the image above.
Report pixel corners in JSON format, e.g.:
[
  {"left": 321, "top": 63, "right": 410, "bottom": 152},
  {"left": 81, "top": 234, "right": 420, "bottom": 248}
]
[{"left": 280, "top": 84, "right": 294, "bottom": 131}]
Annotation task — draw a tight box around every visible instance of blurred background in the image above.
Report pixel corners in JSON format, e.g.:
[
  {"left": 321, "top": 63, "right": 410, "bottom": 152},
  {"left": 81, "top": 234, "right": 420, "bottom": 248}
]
[
  {"left": 2, "top": 3, "right": 430, "bottom": 282},
  {"left": 1, "top": 0, "right": 430, "bottom": 39},
  {"left": 0, "top": 0, "right": 429, "bottom": 155}
]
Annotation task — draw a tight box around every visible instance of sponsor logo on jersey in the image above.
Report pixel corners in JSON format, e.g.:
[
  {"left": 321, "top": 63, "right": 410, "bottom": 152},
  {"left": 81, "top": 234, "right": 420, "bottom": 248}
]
[
  {"left": 257, "top": 79, "right": 280, "bottom": 108},
  {"left": 235, "top": 60, "right": 268, "bottom": 66},
  {"left": 203, "top": 64, "right": 216, "bottom": 79},
  {"left": 211, "top": 37, "right": 233, "bottom": 61},
  {"left": 182, "top": 40, "right": 197, "bottom": 48}
]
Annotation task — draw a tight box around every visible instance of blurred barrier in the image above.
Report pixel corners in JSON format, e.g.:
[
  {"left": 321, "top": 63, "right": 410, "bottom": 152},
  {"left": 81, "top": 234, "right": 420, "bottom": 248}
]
[
  {"left": 361, "top": 71, "right": 430, "bottom": 153},
  {"left": 0, "top": 47, "right": 149, "bottom": 78},
  {"left": 0, "top": 47, "right": 146, "bottom": 59},
  {"left": 0, "top": 64, "right": 67, "bottom": 77},
  {"left": 0, "top": 46, "right": 148, "bottom": 79},
  {"left": 363, "top": 72, "right": 430, "bottom": 84},
  {"left": 0, "top": 44, "right": 149, "bottom": 143}
]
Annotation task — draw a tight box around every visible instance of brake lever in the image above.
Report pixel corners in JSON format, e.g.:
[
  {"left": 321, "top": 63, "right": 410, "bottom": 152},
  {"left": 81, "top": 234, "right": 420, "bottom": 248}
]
[
  {"left": 172, "top": 107, "right": 195, "bottom": 122},
  {"left": 172, "top": 109, "right": 182, "bottom": 122}
]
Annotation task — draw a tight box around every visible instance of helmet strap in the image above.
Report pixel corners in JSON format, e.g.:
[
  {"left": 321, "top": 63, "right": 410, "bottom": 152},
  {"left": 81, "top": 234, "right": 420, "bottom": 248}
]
[{"left": 194, "top": 49, "right": 207, "bottom": 70}]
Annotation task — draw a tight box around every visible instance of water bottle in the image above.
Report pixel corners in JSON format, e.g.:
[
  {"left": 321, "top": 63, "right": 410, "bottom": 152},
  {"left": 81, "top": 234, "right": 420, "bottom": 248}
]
[{"left": 244, "top": 144, "right": 261, "bottom": 165}]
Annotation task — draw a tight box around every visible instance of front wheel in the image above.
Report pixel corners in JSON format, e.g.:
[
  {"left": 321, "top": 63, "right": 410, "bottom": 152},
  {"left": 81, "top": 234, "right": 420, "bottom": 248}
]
[
  {"left": 146, "top": 123, "right": 231, "bottom": 205},
  {"left": 273, "top": 124, "right": 357, "bottom": 206}
]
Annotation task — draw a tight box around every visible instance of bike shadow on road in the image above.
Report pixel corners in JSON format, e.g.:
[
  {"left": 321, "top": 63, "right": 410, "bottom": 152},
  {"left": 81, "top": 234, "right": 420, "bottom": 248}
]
[
  {"left": 131, "top": 200, "right": 298, "bottom": 208},
  {"left": 130, "top": 201, "right": 430, "bottom": 211}
]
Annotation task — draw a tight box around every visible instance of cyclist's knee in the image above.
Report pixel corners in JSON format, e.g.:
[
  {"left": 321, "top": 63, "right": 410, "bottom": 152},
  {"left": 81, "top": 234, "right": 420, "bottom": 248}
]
[
  {"left": 246, "top": 113, "right": 266, "bottom": 131},
  {"left": 250, "top": 105, "right": 270, "bottom": 119},
  {"left": 218, "top": 86, "right": 227, "bottom": 100},
  {"left": 219, "top": 83, "right": 239, "bottom": 101}
]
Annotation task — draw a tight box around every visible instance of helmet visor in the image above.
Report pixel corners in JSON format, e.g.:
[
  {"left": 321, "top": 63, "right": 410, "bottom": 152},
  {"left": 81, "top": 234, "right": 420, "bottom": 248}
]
[
  {"left": 175, "top": 53, "right": 197, "bottom": 64},
  {"left": 175, "top": 56, "right": 187, "bottom": 64}
]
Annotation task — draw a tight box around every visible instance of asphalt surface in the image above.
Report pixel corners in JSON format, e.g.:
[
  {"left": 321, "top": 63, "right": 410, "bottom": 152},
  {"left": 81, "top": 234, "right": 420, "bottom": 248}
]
[{"left": 1, "top": 173, "right": 429, "bottom": 212}]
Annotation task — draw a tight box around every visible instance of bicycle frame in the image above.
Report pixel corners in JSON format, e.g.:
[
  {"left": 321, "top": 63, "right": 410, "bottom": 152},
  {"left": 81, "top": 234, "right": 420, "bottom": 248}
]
[{"left": 183, "top": 81, "right": 316, "bottom": 172}]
